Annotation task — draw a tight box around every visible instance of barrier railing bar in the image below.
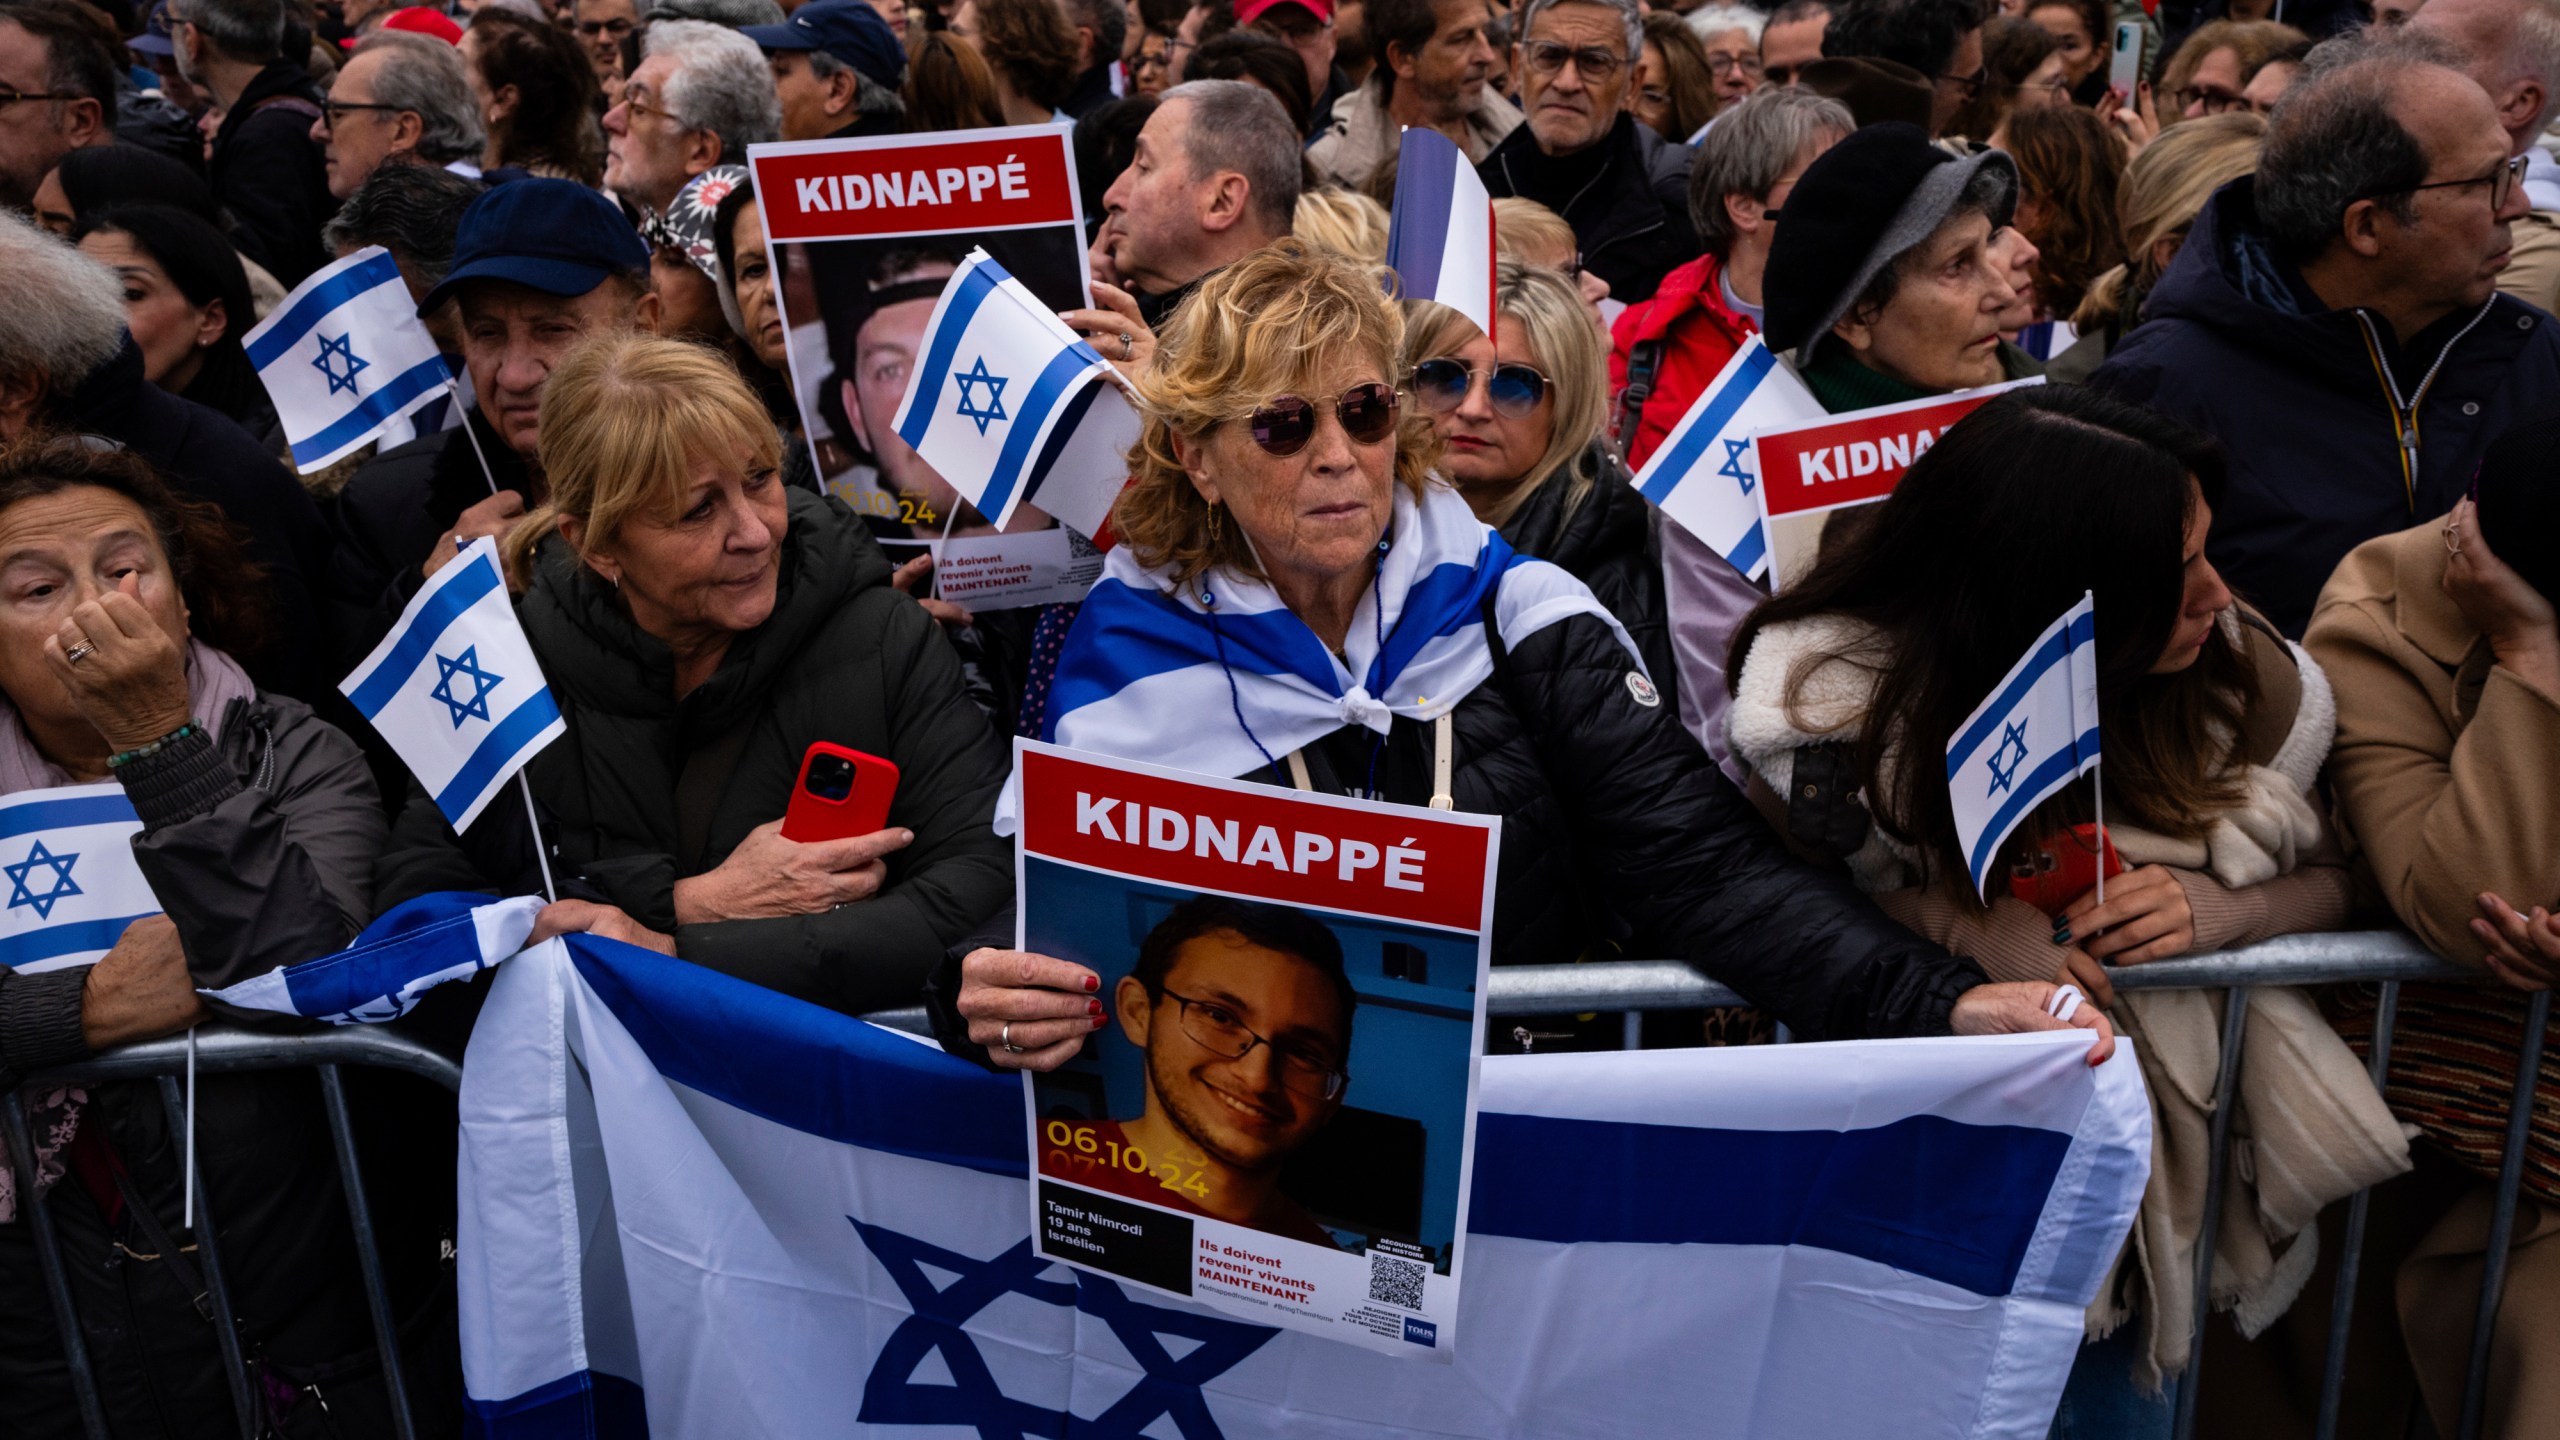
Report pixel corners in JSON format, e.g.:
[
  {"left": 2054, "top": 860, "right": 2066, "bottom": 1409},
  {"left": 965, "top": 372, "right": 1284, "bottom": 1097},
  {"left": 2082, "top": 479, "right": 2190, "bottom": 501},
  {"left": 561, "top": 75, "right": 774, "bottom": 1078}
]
[
  {"left": 2315, "top": 978, "right": 2401, "bottom": 1440},
  {"left": 317, "top": 1063, "right": 420, "bottom": 1440},
  {"left": 152, "top": 1075, "right": 257, "bottom": 1440},
  {"left": 22, "top": 1026, "right": 463, "bottom": 1093},
  {"left": 2171, "top": 987, "right": 2253, "bottom": 1440},
  {"left": 2455, "top": 986, "right": 2551, "bottom": 1440},
  {"left": 7, "top": 1092, "right": 109, "bottom": 1440}
]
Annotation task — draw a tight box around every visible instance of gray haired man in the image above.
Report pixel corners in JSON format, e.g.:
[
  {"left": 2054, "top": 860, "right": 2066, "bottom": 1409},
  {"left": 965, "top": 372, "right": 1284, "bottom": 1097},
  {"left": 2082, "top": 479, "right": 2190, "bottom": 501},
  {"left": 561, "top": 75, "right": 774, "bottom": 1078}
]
[
  {"left": 602, "top": 18, "right": 780, "bottom": 216},
  {"left": 314, "top": 30, "right": 486, "bottom": 199}
]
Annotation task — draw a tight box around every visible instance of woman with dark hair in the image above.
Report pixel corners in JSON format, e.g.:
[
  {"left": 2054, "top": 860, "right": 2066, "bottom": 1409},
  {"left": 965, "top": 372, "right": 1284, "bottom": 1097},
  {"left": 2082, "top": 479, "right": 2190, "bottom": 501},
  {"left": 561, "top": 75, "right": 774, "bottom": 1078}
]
[
  {"left": 902, "top": 29, "right": 1007, "bottom": 132},
  {"left": 2025, "top": 0, "right": 2114, "bottom": 106},
  {"left": 1633, "top": 13, "right": 1718, "bottom": 143},
  {"left": 0, "top": 435, "right": 399, "bottom": 1436},
  {"left": 1181, "top": 29, "right": 1312, "bottom": 136},
  {"left": 1729, "top": 384, "right": 2396, "bottom": 1424},
  {"left": 33, "top": 146, "right": 289, "bottom": 317},
  {"left": 1944, "top": 13, "right": 2065, "bottom": 145},
  {"left": 2002, "top": 104, "right": 2124, "bottom": 337},
  {"left": 949, "top": 0, "right": 1081, "bottom": 124},
  {"left": 73, "top": 204, "right": 283, "bottom": 456},
  {"left": 462, "top": 7, "right": 607, "bottom": 185}
]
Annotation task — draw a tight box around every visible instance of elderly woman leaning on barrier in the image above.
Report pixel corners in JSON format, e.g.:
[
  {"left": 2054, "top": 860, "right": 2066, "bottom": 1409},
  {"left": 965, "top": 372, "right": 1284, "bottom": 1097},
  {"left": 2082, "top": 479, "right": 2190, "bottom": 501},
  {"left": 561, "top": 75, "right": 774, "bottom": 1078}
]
[
  {"left": 1725, "top": 385, "right": 2407, "bottom": 1415},
  {"left": 373, "top": 334, "right": 1014, "bottom": 1020},
  {"left": 933, "top": 239, "right": 2114, "bottom": 1069},
  {"left": 2306, "top": 409, "right": 2560, "bottom": 1438},
  {"left": 1402, "top": 262, "right": 1673, "bottom": 705},
  {"left": 0, "top": 437, "right": 402, "bottom": 1435}
]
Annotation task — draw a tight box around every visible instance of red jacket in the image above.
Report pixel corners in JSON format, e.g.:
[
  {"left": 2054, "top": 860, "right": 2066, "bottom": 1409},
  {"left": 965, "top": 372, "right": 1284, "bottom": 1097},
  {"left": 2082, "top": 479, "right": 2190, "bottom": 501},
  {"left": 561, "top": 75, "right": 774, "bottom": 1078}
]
[{"left": 1608, "top": 251, "right": 1758, "bottom": 471}]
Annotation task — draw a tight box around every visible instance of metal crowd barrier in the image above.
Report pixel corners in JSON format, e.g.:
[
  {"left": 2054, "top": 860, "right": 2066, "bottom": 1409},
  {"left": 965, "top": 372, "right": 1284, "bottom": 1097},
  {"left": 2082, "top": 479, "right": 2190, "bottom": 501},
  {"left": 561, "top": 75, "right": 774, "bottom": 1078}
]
[{"left": 11, "top": 930, "right": 2542, "bottom": 1440}]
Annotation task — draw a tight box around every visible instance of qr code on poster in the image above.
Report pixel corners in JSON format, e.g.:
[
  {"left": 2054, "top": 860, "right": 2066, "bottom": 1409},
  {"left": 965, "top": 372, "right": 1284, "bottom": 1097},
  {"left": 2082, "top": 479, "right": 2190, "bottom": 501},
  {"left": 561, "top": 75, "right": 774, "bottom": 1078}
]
[{"left": 1367, "top": 1252, "right": 1425, "bottom": 1311}]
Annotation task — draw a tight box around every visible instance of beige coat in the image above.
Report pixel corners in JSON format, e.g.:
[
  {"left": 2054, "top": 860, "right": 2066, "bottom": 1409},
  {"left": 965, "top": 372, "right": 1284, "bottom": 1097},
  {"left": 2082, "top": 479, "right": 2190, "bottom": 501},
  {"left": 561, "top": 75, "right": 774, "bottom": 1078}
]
[
  {"left": 1305, "top": 79, "right": 1522, "bottom": 192},
  {"left": 2306, "top": 520, "right": 2560, "bottom": 1438}
]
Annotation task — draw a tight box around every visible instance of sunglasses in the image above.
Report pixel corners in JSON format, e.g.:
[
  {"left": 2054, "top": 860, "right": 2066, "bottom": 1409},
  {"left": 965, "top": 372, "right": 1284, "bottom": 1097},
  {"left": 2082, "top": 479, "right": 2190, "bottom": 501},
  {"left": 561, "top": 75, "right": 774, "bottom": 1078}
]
[
  {"left": 1247, "top": 383, "right": 1399, "bottom": 457},
  {"left": 1408, "top": 359, "right": 1549, "bottom": 418}
]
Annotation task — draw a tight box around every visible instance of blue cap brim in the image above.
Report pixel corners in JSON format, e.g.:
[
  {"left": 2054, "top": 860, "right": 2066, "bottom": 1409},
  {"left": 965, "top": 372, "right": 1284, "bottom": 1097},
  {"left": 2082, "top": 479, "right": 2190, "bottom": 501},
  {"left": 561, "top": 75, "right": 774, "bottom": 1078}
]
[
  {"left": 420, "top": 254, "right": 617, "bottom": 315},
  {"left": 128, "top": 34, "right": 176, "bottom": 55},
  {"left": 739, "top": 22, "right": 815, "bottom": 47}
]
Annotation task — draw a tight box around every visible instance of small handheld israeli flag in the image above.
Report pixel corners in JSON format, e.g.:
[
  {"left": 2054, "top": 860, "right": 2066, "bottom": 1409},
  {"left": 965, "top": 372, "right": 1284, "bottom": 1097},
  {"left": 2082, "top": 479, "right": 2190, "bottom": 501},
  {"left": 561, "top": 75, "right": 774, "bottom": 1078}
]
[
  {"left": 1384, "top": 125, "right": 1496, "bottom": 342},
  {"left": 890, "top": 249, "right": 1139, "bottom": 541},
  {"left": 1631, "top": 336, "right": 1825, "bottom": 582},
  {"left": 0, "top": 783, "right": 161, "bottom": 974},
  {"left": 1947, "top": 593, "right": 2102, "bottom": 900},
  {"left": 243, "top": 245, "right": 455, "bottom": 474},
  {"left": 205, "top": 891, "right": 542, "bottom": 1024},
  {"left": 341, "top": 536, "right": 565, "bottom": 832}
]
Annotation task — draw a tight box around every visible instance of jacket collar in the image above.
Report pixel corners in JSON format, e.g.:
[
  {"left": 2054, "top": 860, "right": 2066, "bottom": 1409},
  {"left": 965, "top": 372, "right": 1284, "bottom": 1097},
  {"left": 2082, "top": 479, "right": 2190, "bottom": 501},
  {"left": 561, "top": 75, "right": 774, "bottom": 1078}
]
[
  {"left": 1498, "top": 438, "right": 1645, "bottom": 572},
  {"left": 427, "top": 406, "right": 534, "bottom": 521},
  {"left": 54, "top": 332, "right": 147, "bottom": 434},
  {"left": 2389, "top": 520, "right": 2492, "bottom": 671},
  {"left": 1620, "top": 251, "right": 1753, "bottom": 349}
]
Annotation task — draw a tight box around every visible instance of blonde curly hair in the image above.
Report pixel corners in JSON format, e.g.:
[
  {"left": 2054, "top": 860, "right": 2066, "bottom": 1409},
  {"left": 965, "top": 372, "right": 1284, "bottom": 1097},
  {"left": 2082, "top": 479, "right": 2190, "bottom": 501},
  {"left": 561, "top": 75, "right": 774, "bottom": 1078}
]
[{"left": 1111, "top": 239, "right": 1438, "bottom": 588}]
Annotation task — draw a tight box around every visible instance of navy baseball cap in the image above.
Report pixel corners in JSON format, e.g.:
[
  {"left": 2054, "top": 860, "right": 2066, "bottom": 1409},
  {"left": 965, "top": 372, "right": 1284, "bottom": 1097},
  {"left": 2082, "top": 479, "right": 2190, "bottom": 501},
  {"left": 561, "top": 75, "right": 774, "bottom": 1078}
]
[
  {"left": 420, "top": 178, "right": 652, "bottom": 314},
  {"left": 741, "top": 0, "right": 905, "bottom": 91},
  {"left": 129, "top": 1, "right": 176, "bottom": 57}
]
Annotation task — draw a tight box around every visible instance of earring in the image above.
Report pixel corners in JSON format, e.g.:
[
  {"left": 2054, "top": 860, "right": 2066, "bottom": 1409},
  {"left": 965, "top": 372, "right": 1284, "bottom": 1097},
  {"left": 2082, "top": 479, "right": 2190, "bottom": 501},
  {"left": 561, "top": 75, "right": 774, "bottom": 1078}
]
[{"left": 1206, "top": 499, "right": 1223, "bottom": 547}]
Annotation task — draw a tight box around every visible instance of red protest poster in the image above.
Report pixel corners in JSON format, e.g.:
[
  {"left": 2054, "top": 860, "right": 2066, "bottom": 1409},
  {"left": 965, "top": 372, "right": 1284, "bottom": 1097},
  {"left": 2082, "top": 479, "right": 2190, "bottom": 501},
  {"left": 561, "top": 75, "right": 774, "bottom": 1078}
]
[
  {"left": 1015, "top": 739, "right": 1498, "bottom": 1360},
  {"left": 1750, "top": 376, "right": 2042, "bottom": 587},
  {"left": 747, "top": 126, "right": 1090, "bottom": 564}
]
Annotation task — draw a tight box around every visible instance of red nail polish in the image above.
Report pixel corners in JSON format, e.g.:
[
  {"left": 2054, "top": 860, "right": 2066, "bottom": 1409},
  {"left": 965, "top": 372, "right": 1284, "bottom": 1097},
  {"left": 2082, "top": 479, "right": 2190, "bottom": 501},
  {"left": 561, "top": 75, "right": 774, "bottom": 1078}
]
[
  {"left": 1082, "top": 973, "right": 1100, "bottom": 993},
  {"left": 1091, "top": 1014, "right": 1108, "bottom": 1029},
  {"left": 1088, "top": 999, "right": 1105, "bottom": 1019}
]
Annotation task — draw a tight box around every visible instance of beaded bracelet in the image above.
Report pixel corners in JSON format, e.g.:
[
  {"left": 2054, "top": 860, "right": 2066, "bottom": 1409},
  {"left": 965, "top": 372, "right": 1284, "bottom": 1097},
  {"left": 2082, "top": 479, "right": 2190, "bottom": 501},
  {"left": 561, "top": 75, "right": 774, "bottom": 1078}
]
[{"left": 107, "top": 721, "right": 203, "bottom": 770}]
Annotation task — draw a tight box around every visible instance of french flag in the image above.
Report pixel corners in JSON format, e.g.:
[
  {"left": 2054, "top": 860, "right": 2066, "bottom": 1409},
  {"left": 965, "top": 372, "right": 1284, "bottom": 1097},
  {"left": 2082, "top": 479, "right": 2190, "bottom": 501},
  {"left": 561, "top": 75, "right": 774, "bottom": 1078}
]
[{"left": 1385, "top": 127, "right": 1497, "bottom": 342}]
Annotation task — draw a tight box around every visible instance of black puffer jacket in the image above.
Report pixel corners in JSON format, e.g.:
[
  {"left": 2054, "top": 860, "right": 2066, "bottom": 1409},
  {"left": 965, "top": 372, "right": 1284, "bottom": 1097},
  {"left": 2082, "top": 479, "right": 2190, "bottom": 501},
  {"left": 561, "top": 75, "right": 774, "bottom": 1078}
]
[
  {"left": 376, "top": 488, "right": 1014, "bottom": 1018},
  {"left": 1480, "top": 112, "right": 1698, "bottom": 305},
  {"left": 932, "top": 581, "right": 1984, "bottom": 1051},
  {"left": 0, "top": 694, "right": 427, "bottom": 1439},
  {"left": 204, "top": 62, "right": 333, "bottom": 286},
  {"left": 1497, "top": 440, "right": 1675, "bottom": 714}
]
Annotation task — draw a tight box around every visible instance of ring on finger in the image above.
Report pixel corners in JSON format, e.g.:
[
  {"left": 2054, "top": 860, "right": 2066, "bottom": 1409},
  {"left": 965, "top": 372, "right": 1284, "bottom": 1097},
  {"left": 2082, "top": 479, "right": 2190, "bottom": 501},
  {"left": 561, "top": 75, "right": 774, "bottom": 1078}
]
[
  {"left": 1120, "top": 330, "right": 1134, "bottom": 361},
  {"left": 63, "top": 641, "right": 96, "bottom": 664},
  {"left": 1001, "top": 1022, "right": 1023, "bottom": 1054}
]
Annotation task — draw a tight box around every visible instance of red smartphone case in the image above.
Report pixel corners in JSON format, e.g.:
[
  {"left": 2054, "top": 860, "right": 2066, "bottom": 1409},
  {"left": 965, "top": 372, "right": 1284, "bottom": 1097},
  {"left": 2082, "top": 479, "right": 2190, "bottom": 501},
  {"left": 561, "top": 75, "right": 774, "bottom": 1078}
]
[
  {"left": 781, "top": 743, "right": 901, "bottom": 844},
  {"left": 2008, "top": 824, "right": 2124, "bottom": 915}
]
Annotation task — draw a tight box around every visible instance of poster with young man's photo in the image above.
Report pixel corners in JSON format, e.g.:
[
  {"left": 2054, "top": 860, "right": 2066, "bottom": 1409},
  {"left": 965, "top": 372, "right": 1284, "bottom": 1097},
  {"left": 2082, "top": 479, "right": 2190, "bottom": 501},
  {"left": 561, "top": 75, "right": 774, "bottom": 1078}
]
[
  {"left": 748, "top": 126, "right": 1104, "bottom": 608},
  {"left": 1013, "top": 740, "right": 1498, "bottom": 1361}
]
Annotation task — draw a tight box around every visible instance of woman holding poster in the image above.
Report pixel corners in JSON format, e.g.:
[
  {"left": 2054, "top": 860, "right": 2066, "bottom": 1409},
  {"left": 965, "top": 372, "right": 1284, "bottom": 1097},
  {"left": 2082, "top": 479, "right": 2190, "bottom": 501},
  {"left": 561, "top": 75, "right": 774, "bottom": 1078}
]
[{"left": 939, "top": 239, "right": 2114, "bottom": 1067}]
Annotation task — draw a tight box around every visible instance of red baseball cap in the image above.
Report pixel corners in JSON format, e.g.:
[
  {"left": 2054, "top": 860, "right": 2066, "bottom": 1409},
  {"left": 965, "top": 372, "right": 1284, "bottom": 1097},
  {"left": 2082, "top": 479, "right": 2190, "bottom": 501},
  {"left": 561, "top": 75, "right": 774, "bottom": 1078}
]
[
  {"left": 343, "top": 6, "right": 466, "bottom": 46},
  {"left": 1235, "top": 0, "right": 1332, "bottom": 25}
]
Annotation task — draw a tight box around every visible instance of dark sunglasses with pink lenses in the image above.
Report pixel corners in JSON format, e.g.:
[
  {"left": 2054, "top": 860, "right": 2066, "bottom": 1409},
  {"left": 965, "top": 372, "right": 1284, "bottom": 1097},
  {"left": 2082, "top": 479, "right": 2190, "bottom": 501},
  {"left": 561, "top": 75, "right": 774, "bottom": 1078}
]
[{"left": 1247, "top": 383, "right": 1400, "bottom": 457}]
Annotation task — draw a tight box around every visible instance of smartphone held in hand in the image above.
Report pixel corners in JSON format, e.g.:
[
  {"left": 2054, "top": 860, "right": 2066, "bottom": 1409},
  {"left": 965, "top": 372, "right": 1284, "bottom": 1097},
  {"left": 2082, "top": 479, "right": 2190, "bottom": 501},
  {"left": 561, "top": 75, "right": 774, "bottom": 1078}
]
[{"left": 781, "top": 742, "right": 901, "bottom": 844}]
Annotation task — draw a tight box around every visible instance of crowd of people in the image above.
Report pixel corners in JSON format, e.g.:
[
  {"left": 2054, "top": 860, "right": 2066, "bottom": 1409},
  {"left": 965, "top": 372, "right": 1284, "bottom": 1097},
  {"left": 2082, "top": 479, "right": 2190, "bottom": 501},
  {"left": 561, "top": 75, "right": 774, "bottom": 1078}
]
[{"left": 0, "top": 0, "right": 2554, "bottom": 1431}]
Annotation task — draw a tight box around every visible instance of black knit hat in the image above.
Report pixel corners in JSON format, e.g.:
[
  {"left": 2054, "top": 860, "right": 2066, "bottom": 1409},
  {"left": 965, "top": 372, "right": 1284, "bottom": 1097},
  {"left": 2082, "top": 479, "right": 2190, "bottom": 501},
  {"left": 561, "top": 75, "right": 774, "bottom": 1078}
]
[
  {"left": 2474, "top": 406, "right": 2560, "bottom": 603},
  {"left": 1761, "top": 122, "right": 2017, "bottom": 359}
]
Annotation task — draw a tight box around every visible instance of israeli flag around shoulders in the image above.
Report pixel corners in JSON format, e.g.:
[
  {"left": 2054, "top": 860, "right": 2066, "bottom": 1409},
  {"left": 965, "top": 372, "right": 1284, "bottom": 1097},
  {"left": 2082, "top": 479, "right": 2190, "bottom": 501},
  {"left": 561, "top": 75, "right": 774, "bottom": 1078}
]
[
  {"left": 1384, "top": 126, "right": 1496, "bottom": 342},
  {"left": 1631, "top": 335, "right": 1826, "bottom": 582},
  {"left": 889, "top": 248, "right": 1138, "bottom": 541},
  {"left": 341, "top": 536, "right": 565, "bottom": 832},
  {"left": 458, "top": 932, "right": 2149, "bottom": 1439},
  {"left": 203, "top": 891, "right": 541, "bottom": 1023},
  {"left": 1948, "top": 592, "right": 2103, "bottom": 900},
  {"left": 0, "top": 782, "right": 159, "bottom": 974},
  {"left": 243, "top": 245, "right": 455, "bottom": 474}
]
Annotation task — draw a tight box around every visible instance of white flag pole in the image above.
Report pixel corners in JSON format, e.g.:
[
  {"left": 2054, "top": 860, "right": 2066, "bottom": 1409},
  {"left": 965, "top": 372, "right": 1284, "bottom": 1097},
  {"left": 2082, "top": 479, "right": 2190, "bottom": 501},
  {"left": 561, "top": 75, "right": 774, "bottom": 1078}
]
[
  {"left": 182, "top": 1026, "right": 197, "bottom": 1228},
  {"left": 2086, "top": 590, "right": 2104, "bottom": 909},
  {"left": 448, "top": 391, "right": 556, "bottom": 904}
]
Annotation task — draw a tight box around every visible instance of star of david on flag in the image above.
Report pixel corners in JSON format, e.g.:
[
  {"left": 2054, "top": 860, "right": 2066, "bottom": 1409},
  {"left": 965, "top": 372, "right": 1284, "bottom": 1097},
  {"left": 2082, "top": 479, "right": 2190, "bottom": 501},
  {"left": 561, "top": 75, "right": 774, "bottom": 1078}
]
[
  {"left": 341, "top": 536, "right": 563, "bottom": 832},
  {"left": 1946, "top": 592, "right": 2102, "bottom": 900},
  {"left": 244, "top": 245, "right": 455, "bottom": 473},
  {"left": 0, "top": 783, "right": 162, "bottom": 974},
  {"left": 888, "top": 248, "right": 1141, "bottom": 541},
  {"left": 1630, "top": 335, "right": 1825, "bottom": 582}
]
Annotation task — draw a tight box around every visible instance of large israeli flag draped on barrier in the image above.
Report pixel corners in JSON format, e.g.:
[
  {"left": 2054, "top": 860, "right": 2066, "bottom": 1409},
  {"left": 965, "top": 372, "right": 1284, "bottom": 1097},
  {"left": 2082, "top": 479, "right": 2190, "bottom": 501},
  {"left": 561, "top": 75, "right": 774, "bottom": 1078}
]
[
  {"left": 1629, "top": 334, "right": 1825, "bottom": 582},
  {"left": 203, "top": 891, "right": 542, "bottom": 1022},
  {"left": 0, "top": 782, "right": 159, "bottom": 974},
  {"left": 458, "top": 933, "right": 2151, "bottom": 1438},
  {"left": 341, "top": 536, "right": 566, "bottom": 832},
  {"left": 1948, "top": 593, "right": 2104, "bottom": 900},
  {"left": 242, "top": 245, "right": 455, "bottom": 473},
  {"left": 888, "top": 248, "right": 1138, "bottom": 539}
]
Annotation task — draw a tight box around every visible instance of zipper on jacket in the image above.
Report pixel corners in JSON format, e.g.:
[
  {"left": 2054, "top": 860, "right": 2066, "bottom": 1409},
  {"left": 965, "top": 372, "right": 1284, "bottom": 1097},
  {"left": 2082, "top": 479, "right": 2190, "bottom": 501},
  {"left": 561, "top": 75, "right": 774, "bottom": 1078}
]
[{"left": 2350, "top": 296, "right": 2494, "bottom": 512}]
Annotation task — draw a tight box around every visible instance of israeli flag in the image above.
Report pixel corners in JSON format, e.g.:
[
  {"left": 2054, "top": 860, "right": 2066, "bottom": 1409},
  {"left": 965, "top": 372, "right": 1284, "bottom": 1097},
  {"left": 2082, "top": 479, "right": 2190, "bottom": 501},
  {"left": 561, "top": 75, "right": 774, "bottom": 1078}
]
[
  {"left": 243, "top": 245, "right": 455, "bottom": 474},
  {"left": 889, "top": 249, "right": 1139, "bottom": 540},
  {"left": 0, "top": 783, "right": 160, "bottom": 974},
  {"left": 340, "top": 536, "right": 565, "bottom": 832},
  {"left": 458, "top": 933, "right": 2149, "bottom": 1438},
  {"left": 1630, "top": 336, "right": 1825, "bottom": 581},
  {"left": 1384, "top": 126, "right": 1496, "bottom": 342},
  {"left": 1948, "top": 593, "right": 2103, "bottom": 900},
  {"left": 203, "top": 891, "right": 541, "bottom": 1023}
]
